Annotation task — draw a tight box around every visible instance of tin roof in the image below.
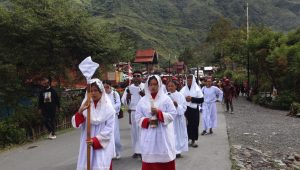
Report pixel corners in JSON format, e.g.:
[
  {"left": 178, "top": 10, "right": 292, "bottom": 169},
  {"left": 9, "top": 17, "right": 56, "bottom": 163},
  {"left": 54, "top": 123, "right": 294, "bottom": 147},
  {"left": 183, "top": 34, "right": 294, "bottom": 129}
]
[{"left": 134, "top": 49, "right": 158, "bottom": 64}]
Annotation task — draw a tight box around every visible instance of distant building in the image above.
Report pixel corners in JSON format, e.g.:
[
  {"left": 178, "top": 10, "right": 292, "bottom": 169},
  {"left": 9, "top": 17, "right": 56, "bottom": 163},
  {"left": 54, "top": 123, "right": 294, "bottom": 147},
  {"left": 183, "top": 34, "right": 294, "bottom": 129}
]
[
  {"left": 203, "top": 66, "right": 214, "bottom": 76},
  {"left": 134, "top": 49, "right": 159, "bottom": 74}
]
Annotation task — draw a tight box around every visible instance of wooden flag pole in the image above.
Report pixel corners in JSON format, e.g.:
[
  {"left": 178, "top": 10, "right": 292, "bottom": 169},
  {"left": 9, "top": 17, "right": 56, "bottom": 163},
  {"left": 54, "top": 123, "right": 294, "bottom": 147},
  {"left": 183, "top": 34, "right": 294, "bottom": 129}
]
[
  {"left": 87, "top": 84, "right": 91, "bottom": 170},
  {"left": 78, "top": 56, "right": 99, "bottom": 170}
]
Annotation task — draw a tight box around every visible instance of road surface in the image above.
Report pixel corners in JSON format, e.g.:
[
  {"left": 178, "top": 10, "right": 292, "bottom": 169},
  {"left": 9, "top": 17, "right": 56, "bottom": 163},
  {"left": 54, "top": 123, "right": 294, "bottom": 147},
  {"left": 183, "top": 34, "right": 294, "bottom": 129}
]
[{"left": 0, "top": 104, "right": 231, "bottom": 170}]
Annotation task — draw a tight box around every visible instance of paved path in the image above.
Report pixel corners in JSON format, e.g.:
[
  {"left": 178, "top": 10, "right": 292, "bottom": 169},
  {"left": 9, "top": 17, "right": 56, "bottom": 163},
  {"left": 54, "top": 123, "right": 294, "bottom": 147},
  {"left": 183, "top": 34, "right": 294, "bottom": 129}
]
[{"left": 0, "top": 104, "right": 231, "bottom": 170}]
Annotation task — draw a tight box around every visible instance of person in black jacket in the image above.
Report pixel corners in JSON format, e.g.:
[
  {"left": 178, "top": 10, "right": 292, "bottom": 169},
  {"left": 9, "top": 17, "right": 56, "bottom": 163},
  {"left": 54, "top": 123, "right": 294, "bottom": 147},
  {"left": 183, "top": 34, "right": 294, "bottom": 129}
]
[
  {"left": 38, "top": 78, "right": 60, "bottom": 139},
  {"left": 180, "top": 75, "right": 204, "bottom": 147}
]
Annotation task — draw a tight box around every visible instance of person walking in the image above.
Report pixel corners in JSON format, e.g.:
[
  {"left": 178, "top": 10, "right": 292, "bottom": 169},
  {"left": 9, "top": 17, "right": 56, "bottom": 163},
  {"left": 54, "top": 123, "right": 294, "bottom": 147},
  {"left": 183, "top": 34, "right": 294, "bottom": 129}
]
[
  {"left": 201, "top": 78, "right": 223, "bottom": 135},
  {"left": 135, "top": 75, "right": 177, "bottom": 170},
  {"left": 103, "top": 80, "right": 122, "bottom": 159},
  {"left": 72, "top": 78, "right": 115, "bottom": 170},
  {"left": 223, "top": 79, "right": 235, "bottom": 114},
  {"left": 121, "top": 71, "right": 145, "bottom": 158},
  {"left": 166, "top": 80, "right": 188, "bottom": 158},
  {"left": 180, "top": 75, "right": 204, "bottom": 147},
  {"left": 38, "top": 77, "right": 60, "bottom": 139}
]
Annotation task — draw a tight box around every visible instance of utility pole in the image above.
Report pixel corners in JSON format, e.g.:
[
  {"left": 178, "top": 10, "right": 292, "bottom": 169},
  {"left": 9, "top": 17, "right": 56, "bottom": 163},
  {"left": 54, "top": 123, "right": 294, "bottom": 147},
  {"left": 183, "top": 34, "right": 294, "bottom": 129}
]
[
  {"left": 246, "top": 1, "right": 250, "bottom": 97},
  {"left": 169, "top": 53, "right": 171, "bottom": 78},
  {"left": 197, "top": 66, "right": 199, "bottom": 85},
  {"left": 246, "top": 2, "right": 249, "bottom": 41}
]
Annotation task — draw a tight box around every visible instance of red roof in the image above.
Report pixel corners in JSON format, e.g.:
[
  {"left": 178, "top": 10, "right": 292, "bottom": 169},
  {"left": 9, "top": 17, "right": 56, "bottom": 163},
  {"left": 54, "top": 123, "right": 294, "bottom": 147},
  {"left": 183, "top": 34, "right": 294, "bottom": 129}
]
[
  {"left": 134, "top": 49, "right": 158, "bottom": 63},
  {"left": 136, "top": 49, "right": 155, "bottom": 57}
]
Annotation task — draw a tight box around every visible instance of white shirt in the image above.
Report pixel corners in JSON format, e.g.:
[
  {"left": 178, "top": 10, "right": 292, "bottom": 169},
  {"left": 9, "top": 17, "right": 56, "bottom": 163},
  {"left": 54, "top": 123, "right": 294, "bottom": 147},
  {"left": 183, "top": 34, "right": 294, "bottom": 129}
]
[{"left": 121, "top": 83, "right": 145, "bottom": 110}]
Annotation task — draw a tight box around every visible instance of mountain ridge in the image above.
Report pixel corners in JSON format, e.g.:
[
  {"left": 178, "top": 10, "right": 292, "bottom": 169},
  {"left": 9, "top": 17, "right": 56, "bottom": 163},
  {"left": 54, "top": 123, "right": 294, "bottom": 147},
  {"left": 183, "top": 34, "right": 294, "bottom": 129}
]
[{"left": 91, "top": 0, "right": 299, "bottom": 58}]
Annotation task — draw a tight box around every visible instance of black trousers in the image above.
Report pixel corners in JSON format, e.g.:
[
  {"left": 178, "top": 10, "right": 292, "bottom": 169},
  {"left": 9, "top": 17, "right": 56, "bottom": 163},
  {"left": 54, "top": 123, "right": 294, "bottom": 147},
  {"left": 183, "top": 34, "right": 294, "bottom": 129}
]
[
  {"left": 42, "top": 114, "right": 56, "bottom": 135},
  {"left": 185, "top": 106, "right": 200, "bottom": 141},
  {"left": 225, "top": 98, "right": 233, "bottom": 112}
]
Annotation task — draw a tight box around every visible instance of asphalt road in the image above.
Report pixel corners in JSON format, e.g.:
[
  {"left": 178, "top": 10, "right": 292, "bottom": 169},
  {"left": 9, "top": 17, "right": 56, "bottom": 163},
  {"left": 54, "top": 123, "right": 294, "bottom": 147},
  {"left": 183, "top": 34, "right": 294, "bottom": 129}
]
[{"left": 0, "top": 104, "right": 231, "bottom": 170}]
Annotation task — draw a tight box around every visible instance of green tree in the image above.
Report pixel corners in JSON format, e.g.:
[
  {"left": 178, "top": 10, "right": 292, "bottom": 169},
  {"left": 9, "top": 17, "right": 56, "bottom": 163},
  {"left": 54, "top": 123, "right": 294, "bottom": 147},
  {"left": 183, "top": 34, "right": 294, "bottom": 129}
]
[
  {"left": 267, "top": 28, "right": 300, "bottom": 99},
  {"left": 178, "top": 47, "right": 195, "bottom": 67},
  {"left": 0, "top": 0, "right": 136, "bottom": 144},
  {"left": 247, "top": 27, "right": 283, "bottom": 94}
]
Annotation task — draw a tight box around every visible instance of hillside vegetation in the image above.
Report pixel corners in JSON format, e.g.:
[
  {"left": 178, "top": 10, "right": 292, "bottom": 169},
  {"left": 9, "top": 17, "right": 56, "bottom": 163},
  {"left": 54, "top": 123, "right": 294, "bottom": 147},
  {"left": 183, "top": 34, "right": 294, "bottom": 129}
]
[{"left": 90, "top": 0, "right": 300, "bottom": 58}]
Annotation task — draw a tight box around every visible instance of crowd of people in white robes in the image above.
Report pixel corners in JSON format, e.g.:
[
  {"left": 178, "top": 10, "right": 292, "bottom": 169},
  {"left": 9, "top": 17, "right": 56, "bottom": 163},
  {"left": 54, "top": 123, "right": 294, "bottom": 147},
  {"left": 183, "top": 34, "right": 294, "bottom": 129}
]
[{"left": 72, "top": 72, "right": 223, "bottom": 170}]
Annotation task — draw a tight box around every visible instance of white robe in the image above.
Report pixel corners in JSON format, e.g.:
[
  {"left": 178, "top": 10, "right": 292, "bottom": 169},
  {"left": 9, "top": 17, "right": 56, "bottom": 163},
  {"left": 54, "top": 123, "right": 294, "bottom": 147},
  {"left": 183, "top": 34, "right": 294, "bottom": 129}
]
[
  {"left": 121, "top": 83, "right": 145, "bottom": 154},
  {"left": 72, "top": 101, "right": 115, "bottom": 170},
  {"left": 162, "top": 84, "right": 167, "bottom": 94},
  {"left": 72, "top": 78, "right": 116, "bottom": 170},
  {"left": 107, "top": 90, "right": 122, "bottom": 156},
  {"left": 121, "top": 83, "right": 145, "bottom": 110},
  {"left": 201, "top": 86, "right": 223, "bottom": 130},
  {"left": 167, "top": 91, "right": 188, "bottom": 154},
  {"left": 135, "top": 75, "right": 176, "bottom": 163}
]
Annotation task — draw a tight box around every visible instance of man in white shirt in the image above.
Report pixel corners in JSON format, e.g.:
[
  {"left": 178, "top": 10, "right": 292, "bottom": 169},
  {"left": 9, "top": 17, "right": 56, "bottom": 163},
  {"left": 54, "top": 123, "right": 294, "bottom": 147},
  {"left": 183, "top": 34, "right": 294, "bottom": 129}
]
[{"left": 121, "top": 71, "right": 145, "bottom": 158}]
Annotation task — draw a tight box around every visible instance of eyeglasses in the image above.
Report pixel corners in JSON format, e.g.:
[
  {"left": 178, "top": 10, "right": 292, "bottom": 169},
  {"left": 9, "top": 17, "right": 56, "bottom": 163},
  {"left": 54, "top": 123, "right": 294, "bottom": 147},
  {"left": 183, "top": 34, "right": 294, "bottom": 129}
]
[{"left": 133, "top": 75, "right": 141, "bottom": 78}]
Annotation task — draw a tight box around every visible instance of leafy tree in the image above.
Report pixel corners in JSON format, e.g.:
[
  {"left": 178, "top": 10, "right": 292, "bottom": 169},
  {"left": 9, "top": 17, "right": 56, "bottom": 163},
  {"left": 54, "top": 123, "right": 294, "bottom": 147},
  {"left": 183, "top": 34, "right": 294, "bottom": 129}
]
[
  {"left": 0, "top": 0, "right": 136, "bottom": 143},
  {"left": 178, "top": 47, "right": 195, "bottom": 67},
  {"left": 246, "top": 27, "right": 283, "bottom": 94},
  {"left": 267, "top": 28, "right": 300, "bottom": 99}
]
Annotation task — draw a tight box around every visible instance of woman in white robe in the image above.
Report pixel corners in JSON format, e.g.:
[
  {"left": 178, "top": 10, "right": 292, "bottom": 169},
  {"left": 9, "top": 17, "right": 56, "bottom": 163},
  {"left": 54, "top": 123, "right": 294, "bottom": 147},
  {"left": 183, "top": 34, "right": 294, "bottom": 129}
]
[
  {"left": 166, "top": 80, "right": 188, "bottom": 157},
  {"left": 201, "top": 78, "right": 223, "bottom": 135},
  {"left": 103, "top": 80, "right": 122, "bottom": 159},
  {"left": 72, "top": 79, "right": 115, "bottom": 170},
  {"left": 135, "top": 75, "right": 177, "bottom": 170}
]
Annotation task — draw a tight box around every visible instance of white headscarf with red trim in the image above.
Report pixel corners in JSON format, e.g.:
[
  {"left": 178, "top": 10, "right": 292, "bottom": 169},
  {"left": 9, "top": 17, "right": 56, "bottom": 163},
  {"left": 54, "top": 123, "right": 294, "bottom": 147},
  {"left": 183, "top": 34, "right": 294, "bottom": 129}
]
[
  {"left": 144, "top": 75, "right": 168, "bottom": 101},
  {"left": 81, "top": 78, "right": 115, "bottom": 125}
]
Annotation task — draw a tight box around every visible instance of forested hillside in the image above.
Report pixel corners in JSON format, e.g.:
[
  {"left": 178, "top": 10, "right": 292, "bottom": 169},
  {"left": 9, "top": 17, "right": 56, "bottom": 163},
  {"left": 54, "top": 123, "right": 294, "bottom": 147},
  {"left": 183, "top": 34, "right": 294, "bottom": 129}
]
[{"left": 90, "top": 0, "right": 300, "bottom": 57}]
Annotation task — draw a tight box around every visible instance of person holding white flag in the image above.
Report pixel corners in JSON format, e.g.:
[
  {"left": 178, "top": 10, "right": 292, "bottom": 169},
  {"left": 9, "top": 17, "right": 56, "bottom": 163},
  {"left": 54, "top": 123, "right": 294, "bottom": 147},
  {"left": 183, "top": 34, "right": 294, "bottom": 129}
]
[
  {"left": 72, "top": 57, "right": 115, "bottom": 170},
  {"left": 72, "top": 79, "right": 115, "bottom": 170}
]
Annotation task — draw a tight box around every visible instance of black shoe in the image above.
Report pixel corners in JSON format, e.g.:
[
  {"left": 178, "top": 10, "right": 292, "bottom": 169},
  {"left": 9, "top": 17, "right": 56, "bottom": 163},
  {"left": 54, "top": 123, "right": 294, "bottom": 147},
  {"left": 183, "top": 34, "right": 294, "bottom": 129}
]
[
  {"left": 176, "top": 154, "right": 182, "bottom": 158},
  {"left": 138, "top": 154, "right": 142, "bottom": 160},
  {"left": 209, "top": 128, "right": 213, "bottom": 134},
  {"left": 201, "top": 130, "right": 207, "bottom": 136},
  {"left": 132, "top": 153, "right": 138, "bottom": 158}
]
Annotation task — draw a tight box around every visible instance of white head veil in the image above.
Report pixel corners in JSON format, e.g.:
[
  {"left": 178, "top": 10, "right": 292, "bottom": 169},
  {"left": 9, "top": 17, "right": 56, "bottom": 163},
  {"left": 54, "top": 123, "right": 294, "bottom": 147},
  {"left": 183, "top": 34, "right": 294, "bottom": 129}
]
[
  {"left": 189, "top": 74, "right": 201, "bottom": 92},
  {"left": 180, "top": 74, "right": 201, "bottom": 97},
  {"left": 143, "top": 75, "right": 172, "bottom": 107},
  {"left": 144, "top": 75, "right": 163, "bottom": 98},
  {"left": 81, "top": 78, "right": 115, "bottom": 125}
]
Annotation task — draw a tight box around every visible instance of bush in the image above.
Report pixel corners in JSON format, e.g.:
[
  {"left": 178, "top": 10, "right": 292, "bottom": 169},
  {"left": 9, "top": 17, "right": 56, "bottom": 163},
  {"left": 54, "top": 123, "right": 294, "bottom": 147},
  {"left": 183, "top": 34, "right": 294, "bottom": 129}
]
[
  {"left": 0, "top": 89, "right": 84, "bottom": 148},
  {"left": 258, "top": 96, "right": 272, "bottom": 105},
  {"left": 60, "top": 90, "right": 84, "bottom": 118},
  {"left": 251, "top": 94, "right": 259, "bottom": 103},
  {"left": 288, "top": 102, "right": 300, "bottom": 116},
  {"left": 10, "top": 97, "right": 41, "bottom": 139},
  {"left": 251, "top": 92, "right": 293, "bottom": 110},
  {"left": 271, "top": 91, "right": 295, "bottom": 110},
  {"left": 0, "top": 118, "right": 26, "bottom": 148}
]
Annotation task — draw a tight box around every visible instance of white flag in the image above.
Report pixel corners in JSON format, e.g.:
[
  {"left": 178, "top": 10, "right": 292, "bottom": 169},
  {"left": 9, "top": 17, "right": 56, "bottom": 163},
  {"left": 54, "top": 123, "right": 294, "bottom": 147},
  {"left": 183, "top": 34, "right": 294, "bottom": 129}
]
[{"left": 78, "top": 56, "right": 99, "bottom": 83}]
